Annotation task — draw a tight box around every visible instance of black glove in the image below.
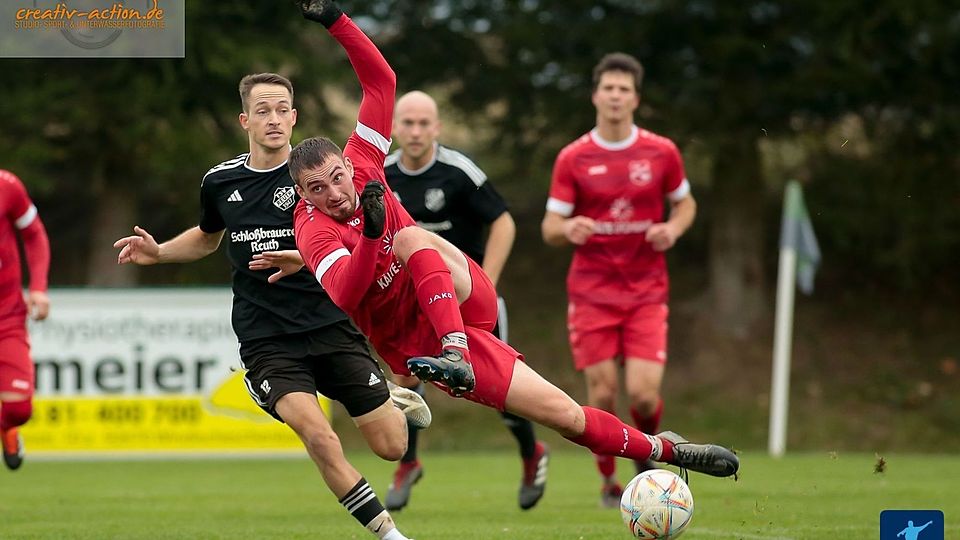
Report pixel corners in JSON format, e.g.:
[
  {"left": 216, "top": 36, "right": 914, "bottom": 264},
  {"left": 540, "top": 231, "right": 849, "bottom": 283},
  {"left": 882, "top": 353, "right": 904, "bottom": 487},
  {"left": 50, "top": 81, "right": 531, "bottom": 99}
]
[
  {"left": 298, "top": 0, "right": 343, "bottom": 28},
  {"left": 361, "top": 181, "right": 387, "bottom": 239}
]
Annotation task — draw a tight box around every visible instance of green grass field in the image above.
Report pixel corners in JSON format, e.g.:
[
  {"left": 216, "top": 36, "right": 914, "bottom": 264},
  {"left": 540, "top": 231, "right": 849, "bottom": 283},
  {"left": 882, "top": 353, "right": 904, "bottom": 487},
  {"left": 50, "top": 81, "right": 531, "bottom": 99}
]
[{"left": 2, "top": 450, "right": 957, "bottom": 539}]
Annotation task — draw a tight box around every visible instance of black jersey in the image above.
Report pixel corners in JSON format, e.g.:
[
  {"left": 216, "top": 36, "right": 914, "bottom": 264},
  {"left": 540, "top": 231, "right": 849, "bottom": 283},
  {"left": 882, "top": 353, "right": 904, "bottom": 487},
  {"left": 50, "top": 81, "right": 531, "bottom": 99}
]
[
  {"left": 199, "top": 153, "right": 347, "bottom": 342},
  {"left": 384, "top": 144, "right": 508, "bottom": 263}
]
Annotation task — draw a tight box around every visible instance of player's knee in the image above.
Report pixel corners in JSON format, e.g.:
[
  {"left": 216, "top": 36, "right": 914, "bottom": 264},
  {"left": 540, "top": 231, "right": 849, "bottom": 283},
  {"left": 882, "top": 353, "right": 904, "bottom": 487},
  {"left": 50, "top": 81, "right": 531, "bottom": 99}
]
[
  {"left": 553, "top": 402, "right": 586, "bottom": 438},
  {"left": 372, "top": 436, "right": 407, "bottom": 462},
  {"left": 303, "top": 427, "right": 343, "bottom": 459},
  {"left": 628, "top": 393, "right": 659, "bottom": 416},
  {"left": 392, "top": 227, "right": 429, "bottom": 260},
  {"left": 0, "top": 399, "right": 32, "bottom": 428},
  {"left": 537, "top": 398, "right": 583, "bottom": 436},
  {"left": 587, "top": 384, "right": 617, "bottom": 410}
]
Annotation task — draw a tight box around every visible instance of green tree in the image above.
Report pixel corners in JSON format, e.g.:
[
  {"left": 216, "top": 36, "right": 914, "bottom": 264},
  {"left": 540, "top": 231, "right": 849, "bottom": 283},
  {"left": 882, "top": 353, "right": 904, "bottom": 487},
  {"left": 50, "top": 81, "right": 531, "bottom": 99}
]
[{"left": 0, "top": 2, "right": 348, "bottom": 285}]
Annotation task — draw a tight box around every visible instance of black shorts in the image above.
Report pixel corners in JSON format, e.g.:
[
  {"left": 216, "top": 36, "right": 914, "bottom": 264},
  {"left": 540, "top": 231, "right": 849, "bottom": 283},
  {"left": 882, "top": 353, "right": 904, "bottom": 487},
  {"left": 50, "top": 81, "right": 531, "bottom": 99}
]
[{"left": 239, "top": 320, "right": 389, "bottom": 422}]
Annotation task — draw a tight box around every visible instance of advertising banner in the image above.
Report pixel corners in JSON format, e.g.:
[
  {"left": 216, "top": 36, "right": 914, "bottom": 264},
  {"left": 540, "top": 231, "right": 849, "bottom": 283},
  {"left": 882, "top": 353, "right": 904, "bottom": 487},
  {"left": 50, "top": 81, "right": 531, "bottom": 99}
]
[{"left": 23, "top": 288, "right": 326, "bottom": 454}]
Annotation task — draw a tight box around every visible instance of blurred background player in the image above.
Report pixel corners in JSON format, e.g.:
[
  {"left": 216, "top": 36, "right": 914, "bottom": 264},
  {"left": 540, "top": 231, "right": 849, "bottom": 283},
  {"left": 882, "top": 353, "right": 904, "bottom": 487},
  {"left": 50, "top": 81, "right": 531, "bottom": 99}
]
[
  {"left": 112, "top": 2, "right": 423, "bottom": 538},
  {"left": 541, "top": 52, "right": 697, "bottom": 507},
  {"left": 383, "top": 90, "right": 549, "bottom": 511},
  {"left": 0, "top": 169, "right": 51, "bottom": 471}
]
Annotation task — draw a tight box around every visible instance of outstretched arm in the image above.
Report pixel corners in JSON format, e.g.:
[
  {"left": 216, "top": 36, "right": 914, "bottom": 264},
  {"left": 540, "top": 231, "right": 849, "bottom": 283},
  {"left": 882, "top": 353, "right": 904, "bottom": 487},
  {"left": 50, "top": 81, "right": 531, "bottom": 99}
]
[
  {"left": 114, "top": 225, "right": 222, "bottom": 265},
  {"left": 301, "top": 0, "right": 395, "bottom": 142}
]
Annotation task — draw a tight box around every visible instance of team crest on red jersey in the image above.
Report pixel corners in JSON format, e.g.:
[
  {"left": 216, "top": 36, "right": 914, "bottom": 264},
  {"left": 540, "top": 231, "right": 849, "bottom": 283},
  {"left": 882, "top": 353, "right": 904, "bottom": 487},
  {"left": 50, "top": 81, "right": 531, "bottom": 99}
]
[
  {"left": 273, "top": 186, "right": 296, "bottom": 211},
  {"left": 380, "top": 230, "right": 394, "bottom": 255},
  {"left": 628, "top": 160, "right": 653, "bottom": 186}
]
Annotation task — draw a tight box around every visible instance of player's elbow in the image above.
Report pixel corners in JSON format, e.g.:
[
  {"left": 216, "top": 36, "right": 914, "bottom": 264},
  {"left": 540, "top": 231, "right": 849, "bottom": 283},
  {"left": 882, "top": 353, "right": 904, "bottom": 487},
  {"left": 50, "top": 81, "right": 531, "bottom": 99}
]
[
  {"left": 384, "top": 65, "right": 397, "bottom": 90},
  {"left": 374, "top": 65, "right": 397, "bottom": 100},
  {"left": 326, "top": 284, "right": 360, "bottom": 314}
]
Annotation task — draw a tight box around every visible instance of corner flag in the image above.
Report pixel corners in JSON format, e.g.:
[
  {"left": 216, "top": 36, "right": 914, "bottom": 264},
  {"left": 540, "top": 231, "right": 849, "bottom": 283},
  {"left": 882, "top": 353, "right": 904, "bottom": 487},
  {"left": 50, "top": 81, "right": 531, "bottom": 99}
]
[
  {"left": 780, "top": 181, "right": 821, "bottom": 294},
  {"left": 769, "top": 180, "right": 820, "bottom": 457}
]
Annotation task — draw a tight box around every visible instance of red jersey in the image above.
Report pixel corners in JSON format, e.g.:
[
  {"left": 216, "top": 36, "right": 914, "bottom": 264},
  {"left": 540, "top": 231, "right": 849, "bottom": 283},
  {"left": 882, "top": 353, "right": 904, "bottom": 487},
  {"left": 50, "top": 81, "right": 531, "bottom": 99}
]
[
  {"left": 547, "top": 126, "right": 690, "bottom": 307},
  {"left": 1, "top": 170, "right": 49, "bottom": 331},
  {"left": 295, "top": 130, "right": 434, "bottom": 370},
  {"left": 293, "top": 15, "right": 439, "bottom": 373}
]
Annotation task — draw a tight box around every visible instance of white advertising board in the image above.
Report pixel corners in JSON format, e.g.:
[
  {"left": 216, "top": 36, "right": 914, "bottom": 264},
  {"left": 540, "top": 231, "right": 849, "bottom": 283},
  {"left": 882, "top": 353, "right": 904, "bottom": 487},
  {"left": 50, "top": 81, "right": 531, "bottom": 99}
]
[{"left": 23, "top": 288, "right": 326, "bottom": 454}]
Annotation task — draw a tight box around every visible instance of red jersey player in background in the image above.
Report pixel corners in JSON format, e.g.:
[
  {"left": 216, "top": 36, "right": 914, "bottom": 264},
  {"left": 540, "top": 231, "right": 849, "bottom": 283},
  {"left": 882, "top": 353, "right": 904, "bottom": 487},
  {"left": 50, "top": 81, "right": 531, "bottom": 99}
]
[
  {"left": 273, "top": 29, "right": 736, "bottom": 486},
  {"left": 541, "top": 52, "right": 698, "bottom": 507},
  {"left": 0, "top": 169, "right": 51, "bottom": 471}
]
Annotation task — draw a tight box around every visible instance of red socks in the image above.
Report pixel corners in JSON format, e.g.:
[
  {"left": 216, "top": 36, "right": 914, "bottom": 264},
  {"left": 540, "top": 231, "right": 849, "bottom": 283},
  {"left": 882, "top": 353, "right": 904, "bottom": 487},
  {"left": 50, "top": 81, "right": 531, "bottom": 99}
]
[
  {"left": 630, "top": 398, "right": 663, "bottom": 435},
  {"left": 594, "top": 454, "right": 616, "bottom": 478},
  {"left": 568, "top": 406, "right": 674, "bottom": 462},
  {"left": 0, "top": 400, "right": 32, "bottom": 431},
  {"left": 406, "top": 249, "right": 469, "bottom": 358}
]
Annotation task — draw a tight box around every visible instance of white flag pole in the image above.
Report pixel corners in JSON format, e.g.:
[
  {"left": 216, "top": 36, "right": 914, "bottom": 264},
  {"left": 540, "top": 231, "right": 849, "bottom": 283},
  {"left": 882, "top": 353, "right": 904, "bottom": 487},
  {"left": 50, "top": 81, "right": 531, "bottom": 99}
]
[
  {"left": 769, "top": 247, "right": 797, "bottom": 457},
  {"left": 769, "top": 183, "right": 799, "bottom": 457}
]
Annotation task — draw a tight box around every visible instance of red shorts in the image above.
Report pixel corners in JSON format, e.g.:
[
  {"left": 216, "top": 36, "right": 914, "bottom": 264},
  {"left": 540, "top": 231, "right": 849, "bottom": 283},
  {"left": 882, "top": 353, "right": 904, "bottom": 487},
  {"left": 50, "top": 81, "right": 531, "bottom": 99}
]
[
  {"left": 0, "top": 327, "right": 34, "bottom": 396},
  {"left": 445, "top": 326, "right": 518, "bottom": 410},
  {"left": 459, "top": 257, "right": 499, "bottom": 333},
  {"left": 567, "top": 301, "right": 668, "bottom": 370},
  {"left": 375, "top": 256, "right": 519, "bottom": 410}
]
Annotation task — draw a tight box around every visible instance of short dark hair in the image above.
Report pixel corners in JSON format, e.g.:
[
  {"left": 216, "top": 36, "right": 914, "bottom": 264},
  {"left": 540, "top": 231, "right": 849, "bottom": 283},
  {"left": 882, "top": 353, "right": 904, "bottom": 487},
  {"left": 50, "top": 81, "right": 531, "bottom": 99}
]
[
  {"left": 289, "top": 137, "right": 344, "bottom": 186},
  {"left": 592, "top": 52, "right": 644, "bottom": 92},
  {"left": 239, "top": 73, "right": 294, "bottom": 112}
]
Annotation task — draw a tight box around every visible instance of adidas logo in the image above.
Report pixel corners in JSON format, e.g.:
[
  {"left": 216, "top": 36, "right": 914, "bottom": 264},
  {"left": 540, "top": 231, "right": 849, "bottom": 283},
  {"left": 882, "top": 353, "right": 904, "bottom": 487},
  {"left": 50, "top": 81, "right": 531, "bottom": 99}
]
[
  {"left": 227, "top": 189, "right": 243, "bottom": 202},
  {"left": 368, "top": 372, "right": 381, "bottom": 386}
]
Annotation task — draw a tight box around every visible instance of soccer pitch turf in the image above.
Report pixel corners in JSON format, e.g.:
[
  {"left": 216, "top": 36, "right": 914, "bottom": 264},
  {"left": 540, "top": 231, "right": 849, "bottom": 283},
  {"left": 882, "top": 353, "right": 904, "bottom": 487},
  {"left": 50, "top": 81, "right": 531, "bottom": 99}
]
[{"left": 2, "top": 451, "right": 957, "bottom": 539}]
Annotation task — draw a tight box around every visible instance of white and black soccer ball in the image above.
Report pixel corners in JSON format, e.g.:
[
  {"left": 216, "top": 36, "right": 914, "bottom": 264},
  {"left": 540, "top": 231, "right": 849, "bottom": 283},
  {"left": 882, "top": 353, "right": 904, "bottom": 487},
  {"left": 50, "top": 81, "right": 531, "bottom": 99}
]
[{"left": 619, "top": 469, "right": 694, "bottom": 539}]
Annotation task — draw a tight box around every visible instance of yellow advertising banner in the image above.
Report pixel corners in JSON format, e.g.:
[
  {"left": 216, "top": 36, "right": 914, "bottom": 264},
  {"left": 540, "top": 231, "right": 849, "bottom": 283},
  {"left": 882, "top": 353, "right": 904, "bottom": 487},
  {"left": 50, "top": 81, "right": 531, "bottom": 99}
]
[{"left": 24, "top": 289, "right": 328, "bottom": 453}]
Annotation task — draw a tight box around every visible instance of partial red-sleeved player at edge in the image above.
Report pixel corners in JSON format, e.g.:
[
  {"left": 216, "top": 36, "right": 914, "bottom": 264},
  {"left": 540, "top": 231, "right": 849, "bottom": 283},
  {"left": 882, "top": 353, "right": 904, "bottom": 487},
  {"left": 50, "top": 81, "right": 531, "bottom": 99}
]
[
  {"left": 282, "top": 0, "right": 739, "bottom": 481},
  {"left": 0, "top": 169, "right": 51, "bottom": 472}
]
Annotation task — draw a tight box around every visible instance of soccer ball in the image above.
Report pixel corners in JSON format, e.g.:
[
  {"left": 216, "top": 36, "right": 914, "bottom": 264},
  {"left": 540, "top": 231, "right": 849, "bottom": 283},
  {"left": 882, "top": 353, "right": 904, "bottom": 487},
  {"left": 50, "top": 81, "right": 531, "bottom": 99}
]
[{"left": 619, "top": 469, "right": 694, "bottom": 539}]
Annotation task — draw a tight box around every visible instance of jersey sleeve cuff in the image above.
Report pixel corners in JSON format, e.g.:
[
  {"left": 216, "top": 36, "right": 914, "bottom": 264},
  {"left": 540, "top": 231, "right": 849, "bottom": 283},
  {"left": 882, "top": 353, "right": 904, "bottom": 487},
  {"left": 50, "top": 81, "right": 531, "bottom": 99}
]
[
  {"left": 315, "top": 248, "right": 350, "bottom": 284},
  {"left": 667, "top": 179, "right": 691, "bottom": 202},
  {"left": 15, "top": 204, "right": 37, "bottom": 229},
  {"left": 546, "top": 197, "right": 574, "bottom": 217},
  {"left": 356, "top": 122, "right": 392, "bottom": 155}
]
